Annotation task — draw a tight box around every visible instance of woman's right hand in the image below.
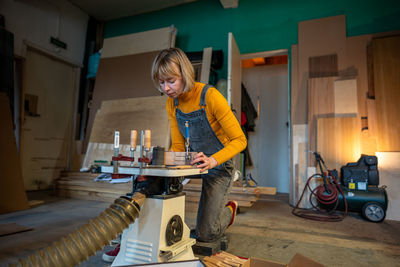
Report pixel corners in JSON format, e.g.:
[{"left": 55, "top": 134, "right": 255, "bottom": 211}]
[{"left": 191, "top": 152, "right": 218, "bottom": 173}]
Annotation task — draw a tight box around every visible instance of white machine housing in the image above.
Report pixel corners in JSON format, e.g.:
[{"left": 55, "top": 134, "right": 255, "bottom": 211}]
[
  {"left": 103, "top": 166, "right": 205, "bottom": 266},
  {"left": 112, "top": 194, "right": 195, "bottom": 266}
]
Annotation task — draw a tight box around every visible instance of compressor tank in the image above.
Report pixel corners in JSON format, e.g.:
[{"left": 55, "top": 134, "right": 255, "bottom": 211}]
[{"left": 336, "top": 186, "right": 388, "bottom": 212}]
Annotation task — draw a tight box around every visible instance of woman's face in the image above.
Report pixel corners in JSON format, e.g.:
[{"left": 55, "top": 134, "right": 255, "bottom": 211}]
[{"left": 159, "top": 64, "right": 185, "bottom": 98}]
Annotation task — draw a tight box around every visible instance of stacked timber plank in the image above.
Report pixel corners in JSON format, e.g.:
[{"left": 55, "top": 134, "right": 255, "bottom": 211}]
[
  {"left": 201, "top": 251, "right": 247, "bottom": 267},
  {"left": 56, "top": 171, "right": 130, "bottom": 203},
  {"left": 56, "top": 171, "right": 276, "bottom": 207},
  {"left": 183, "top": 179, "right": 276, "bottom": 208}
]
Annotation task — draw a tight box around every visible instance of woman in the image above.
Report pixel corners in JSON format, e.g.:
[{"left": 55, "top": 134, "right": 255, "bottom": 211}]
[{"left": 151, "top": 47, "right": 247, "bottom": 242}]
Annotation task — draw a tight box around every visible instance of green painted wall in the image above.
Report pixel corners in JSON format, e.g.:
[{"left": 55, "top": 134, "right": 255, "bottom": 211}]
[{"left": 104, "top": 0, "right": 400, "bottom": 79}]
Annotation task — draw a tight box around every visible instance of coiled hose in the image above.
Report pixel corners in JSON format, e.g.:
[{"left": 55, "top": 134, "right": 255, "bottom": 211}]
[
  {"left": 11, "top": 192, "right": 146, "bottom": 267},
  {"left": 292, "top": 152, "right": 348, "bottom": 222},
  {"left": 292, "top": 172, "right": 347, "bottom": 221}
]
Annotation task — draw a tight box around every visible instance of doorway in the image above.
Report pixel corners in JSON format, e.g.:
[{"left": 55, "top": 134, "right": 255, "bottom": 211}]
[
  {"left": 21, "top": 48, "right": 78, "bottom": 191},
  {"left": 241, "top": 55, "right": 289, "bottom": 193}
]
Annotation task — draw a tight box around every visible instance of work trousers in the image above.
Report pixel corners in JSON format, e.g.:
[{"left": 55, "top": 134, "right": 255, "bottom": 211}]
[{"left": 196, "top": 160, "right": 234, "bottom": 242}]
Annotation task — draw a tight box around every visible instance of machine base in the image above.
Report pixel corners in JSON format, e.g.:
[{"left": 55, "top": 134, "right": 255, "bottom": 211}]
[
  {"left": 111, "top": 195, "right": 196, "bottom": 266},
  {"left": 192, "top": 235, "right": 229, "bottom": 256}
]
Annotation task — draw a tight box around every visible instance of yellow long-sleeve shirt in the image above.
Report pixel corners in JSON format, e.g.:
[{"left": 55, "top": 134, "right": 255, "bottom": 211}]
[{"left": 166, "top": 82, "right": 247, "bottom": 165}]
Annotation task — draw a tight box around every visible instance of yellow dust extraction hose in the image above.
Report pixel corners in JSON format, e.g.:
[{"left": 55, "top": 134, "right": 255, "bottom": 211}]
[{"left": 11, "top": 192, "right": 146, "bottom": 267}]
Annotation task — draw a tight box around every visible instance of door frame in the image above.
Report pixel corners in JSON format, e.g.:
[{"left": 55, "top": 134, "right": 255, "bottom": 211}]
[{"left": 240, "top": 48, "right": 291, "bottom": 192}]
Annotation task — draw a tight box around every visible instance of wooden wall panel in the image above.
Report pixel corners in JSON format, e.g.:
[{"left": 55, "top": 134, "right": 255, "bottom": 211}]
[
  {"left": 294, "top": 142, "right": 308, "bottom": 208},
  {"left": 360, "top": 129, "right": 377, "bottom": 156},
  {"left": 102, "top": 26, "right": 176, "bottom": 58},
  {"left": 290, "top": 124, "right": 307, "bottom": 206},
  {"left": 372, "top": 36, "right": 400, "bottom": 151},
  {"left": 82, "top": 96, "right": 170, "bottom": 169},
  {"left": 366, "top": 99, "right": 378, "bottom": 137},
  {"left": 0, "top": 94, "right": 30, "bottom": 213},
  {"left": 291, "top": 45, "right": 299, "bottom": 124},
  {"left": 334, "top": 79, "right": 358, "bottom": 115},
  {"left": 376, "top": 152, "right": 400, "bottom": 221},
  {"left": 89, "top": 96, "right": 169, "bottom": 146},
  {"left": 297, "top": 15, "right": 346, "bottom": 124},
  {"left": 316, "top": 117, "right": 360, "bottom": 171},
  {"left": 308, "top": 77, "right": 336, "bottom": 163},
  {"left": 85, "top": 51, "right": 163, "bottom": 151},
  {"left": 22, "top": 49, "right": 77, "bottom": 190},
  {"left": 290, "top": 44, "right": 300, "bottom": 204},
  {"left": 345, "top": 35, "right": 372, "bottom": 118},
  {"left": 309, "top": 54, "right": 338, "bottom": 78}
]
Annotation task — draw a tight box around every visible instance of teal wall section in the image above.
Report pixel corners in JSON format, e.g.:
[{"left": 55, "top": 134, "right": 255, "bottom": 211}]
[{"left": 104, "top": 0, "right": 400, "bottom": 79}]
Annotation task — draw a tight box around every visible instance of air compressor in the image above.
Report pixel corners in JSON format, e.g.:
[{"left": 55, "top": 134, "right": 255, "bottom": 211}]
[
  {"left": 336, "top": 155, "right": 388, "bottom": 222},
  {"left": 292, "top": 153, "right": 388, "bottom": 223}
]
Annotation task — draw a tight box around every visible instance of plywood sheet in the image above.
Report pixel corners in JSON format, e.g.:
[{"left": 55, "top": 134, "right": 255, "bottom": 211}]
[
  {"left": 83, "top": 96, "right": 170, "bottom": 169},
  {"left": 200, "top": 47, "right": 212, "bottom": 84},
  {"left": 375, "top": 152, "right": 400, "bottom": 221},
  {"left": 366, "top": 99, "right": 377, "bottom": 137},
  {"left": 334, "top": 79, "right": 358, "bottom": 114},
  {"left": 0, "top": 94, "right": 30, "bottom": 214},
  {"left": 290, "top": 124, "right": 307, "bottom": 206},
  {"left": 89, "top": 95, "right": 169, "bottom": 146},
  {"left": 360, "top": 129, "right": 377, "bottom": 156},
  {"left": 291, "top": 44, "right": 300, "bottom": 123},
  {"left": 85, "top": 51, "right": 163, "bottom": 150},
  {"left": 102, "top": 26, "right": 176, "bottom": 58},
  {"left": 309, "top": 54, "right": 338, "bottom": 78},
  {"left": 316, "top": 116, "right": 360, "bottom": 171},
  {"left": 228, "top": 33, "right": 242, "bottom": 170},
  {"left": 345, "top": 35, "right": 373, "bottom": 117},
  {"left": 294, "top": 142, "right": 309, "bottom": 208},
  {"left": 297, "top": 15, "right": 347, "bottom": 124},
  {"left": 308, "top": 77, "right": 337, "bottom": 163},
  {"left": 372, "top": 36, "right": 400, "bottom": 151},
  {"left": 22, "top": 49, "right": 76, "bottom": 190}
]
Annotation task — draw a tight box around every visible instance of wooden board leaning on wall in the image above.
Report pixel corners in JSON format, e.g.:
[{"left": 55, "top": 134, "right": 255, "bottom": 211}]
[{"left": 372, "top": 35, "right": 400, "bottom": 152}]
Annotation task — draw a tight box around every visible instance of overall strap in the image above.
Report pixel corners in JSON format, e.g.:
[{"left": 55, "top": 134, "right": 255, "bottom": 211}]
[
  {"left": 174, "top": 97, "right": 179, "bottom": 106},
  {"left": 200, "top": 84, "right": 212, "bottom": 106}
]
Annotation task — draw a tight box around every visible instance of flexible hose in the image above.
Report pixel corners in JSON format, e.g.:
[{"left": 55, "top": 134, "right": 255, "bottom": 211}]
[
  {"left": 292, "top": 170, "right": 347, "bottom": 222},
  {"left": 11, "top": 192, "right": 146, "bottom": 267}
]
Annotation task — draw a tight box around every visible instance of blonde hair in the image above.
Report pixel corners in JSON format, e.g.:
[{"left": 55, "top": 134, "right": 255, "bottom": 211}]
[{"left": 151, "top": 48, "right": 195, "bottom": 93}]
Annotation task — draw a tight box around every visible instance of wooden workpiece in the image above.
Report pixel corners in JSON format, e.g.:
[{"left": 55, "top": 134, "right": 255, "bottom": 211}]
[{"left": 100, "top": 165, "right": 205, "bottom": 177}]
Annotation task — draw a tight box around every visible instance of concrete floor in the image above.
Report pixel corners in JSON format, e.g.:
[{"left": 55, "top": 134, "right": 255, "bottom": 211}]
[{"left": 1, "top": 191, "right": 400, "bottom": 267}]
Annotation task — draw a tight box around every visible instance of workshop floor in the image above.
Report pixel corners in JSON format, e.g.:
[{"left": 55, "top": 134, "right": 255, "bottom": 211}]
[{"left": 1, "top": 191, "right": 400, "bottom": 267}]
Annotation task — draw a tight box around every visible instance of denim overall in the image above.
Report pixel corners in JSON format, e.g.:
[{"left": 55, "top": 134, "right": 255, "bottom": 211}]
[{"left": 175, "top": 84, "right": 234, "bottom": 242}]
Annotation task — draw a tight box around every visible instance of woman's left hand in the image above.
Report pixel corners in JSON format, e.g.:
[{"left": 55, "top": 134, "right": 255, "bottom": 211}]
[{"left": 191, "top": 152, "right": 218, "bottom": 173}]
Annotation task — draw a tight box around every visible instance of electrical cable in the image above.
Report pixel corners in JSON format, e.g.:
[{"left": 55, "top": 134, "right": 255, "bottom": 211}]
[{"left": 292, "top": 153, "right": 348, "bottom": 222}]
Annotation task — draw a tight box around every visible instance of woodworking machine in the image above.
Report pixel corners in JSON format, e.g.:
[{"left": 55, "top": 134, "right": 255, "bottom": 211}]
[
  {"left": 101, "top": 130, "right": 205, "bottom": 266},
  {"left": 13, "top": 130, "right": 203, "bottom": 267}
]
